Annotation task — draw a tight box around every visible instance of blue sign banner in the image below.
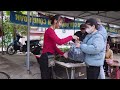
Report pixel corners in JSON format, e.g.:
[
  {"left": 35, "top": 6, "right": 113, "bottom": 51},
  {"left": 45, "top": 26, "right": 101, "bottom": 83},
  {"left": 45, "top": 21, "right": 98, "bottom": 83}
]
[{"left": 10, "top": 11, "right": 83, "bottom": 29}]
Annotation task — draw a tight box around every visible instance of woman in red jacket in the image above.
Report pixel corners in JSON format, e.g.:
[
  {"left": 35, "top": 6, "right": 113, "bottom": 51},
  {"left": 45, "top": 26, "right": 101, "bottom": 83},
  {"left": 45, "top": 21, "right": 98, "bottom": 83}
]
[{"left": 38, "top": 15, "right": 79, "bottom": 79}]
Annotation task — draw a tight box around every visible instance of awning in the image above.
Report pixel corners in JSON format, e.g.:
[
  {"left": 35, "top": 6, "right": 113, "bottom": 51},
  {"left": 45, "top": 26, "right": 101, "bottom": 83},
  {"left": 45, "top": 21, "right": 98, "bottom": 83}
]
[{"left": 38, "top": 11, "right": 120, "bottom": 27}]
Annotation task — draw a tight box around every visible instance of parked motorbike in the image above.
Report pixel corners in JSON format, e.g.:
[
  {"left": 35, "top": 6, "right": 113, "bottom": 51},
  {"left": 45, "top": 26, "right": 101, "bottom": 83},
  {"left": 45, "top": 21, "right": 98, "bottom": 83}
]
[{"left": 7, "top": 35, "right": 42, "bottom": 55}]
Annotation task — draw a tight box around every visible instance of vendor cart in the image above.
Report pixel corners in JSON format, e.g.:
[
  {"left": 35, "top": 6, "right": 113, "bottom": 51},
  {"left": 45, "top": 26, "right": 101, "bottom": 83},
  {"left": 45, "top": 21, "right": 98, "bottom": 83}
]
[{"left": 53, "top": 60, "right": 86, "bottom": 79}]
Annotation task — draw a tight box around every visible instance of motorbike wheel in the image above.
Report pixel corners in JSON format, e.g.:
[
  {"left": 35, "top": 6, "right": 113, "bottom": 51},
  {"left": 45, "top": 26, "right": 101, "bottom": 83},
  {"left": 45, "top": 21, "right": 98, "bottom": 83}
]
[{"left": 7, "top": 44, "right": 16, "bottom": 55}]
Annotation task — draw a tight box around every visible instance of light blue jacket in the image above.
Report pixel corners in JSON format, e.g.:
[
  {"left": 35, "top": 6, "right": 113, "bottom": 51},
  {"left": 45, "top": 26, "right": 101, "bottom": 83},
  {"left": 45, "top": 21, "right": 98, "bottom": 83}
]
[
  {"left": 80, "top": 31, "right": 105, "bottom": 66},
  {"left": 98, "top": 25, "right": 108, "bottom": 43}
]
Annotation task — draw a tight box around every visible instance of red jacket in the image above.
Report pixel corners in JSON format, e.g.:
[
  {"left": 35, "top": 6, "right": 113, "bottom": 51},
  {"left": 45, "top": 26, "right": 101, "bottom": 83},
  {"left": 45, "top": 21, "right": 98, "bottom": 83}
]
[{"left": 42, "top": 27, "right": 73, "bottom": 55}]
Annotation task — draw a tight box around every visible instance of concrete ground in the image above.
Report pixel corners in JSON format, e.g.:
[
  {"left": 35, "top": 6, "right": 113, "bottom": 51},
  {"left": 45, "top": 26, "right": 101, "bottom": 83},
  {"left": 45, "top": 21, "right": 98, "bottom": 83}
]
[
  {"left": 0, "top": 53, "right": 41, "bottom": 79},
  {"left": 0, "top": 52, "right": 120, "bottom": 79}
]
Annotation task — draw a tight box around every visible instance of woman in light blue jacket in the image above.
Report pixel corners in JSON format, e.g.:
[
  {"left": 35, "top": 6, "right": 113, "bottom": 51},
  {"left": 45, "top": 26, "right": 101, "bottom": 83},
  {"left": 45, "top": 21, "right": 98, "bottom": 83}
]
[{"left": 76, "top": 18, "right": 105, "bottom": 79}]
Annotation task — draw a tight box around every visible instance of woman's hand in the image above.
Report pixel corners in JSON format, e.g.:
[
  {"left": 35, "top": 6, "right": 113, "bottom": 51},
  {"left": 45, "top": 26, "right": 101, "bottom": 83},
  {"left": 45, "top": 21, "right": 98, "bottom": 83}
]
[
  {"left": 75, "top": 42, "right": 80, "bottom": 48},
  {"left": 72, "top": 35, "right": 79, "bottom": 40},
  {"left": 106, "top": 59, "right": 113, "bottom": 65},
  {"left": 63, "top": 52, "right": 68, "bottom": 58}
]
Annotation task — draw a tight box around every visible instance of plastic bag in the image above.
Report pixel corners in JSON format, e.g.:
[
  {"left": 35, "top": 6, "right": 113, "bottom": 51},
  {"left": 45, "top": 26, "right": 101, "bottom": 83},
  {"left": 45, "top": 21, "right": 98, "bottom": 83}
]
[{"left": 68, "top": 44, "right": 85, "bottom": 62}]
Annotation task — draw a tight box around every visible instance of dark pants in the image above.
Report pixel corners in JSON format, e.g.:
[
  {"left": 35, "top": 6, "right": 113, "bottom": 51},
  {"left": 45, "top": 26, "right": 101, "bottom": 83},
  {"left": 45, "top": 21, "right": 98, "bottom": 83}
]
[
  {"left": 87, "top": 66, "right": 100, "bottom": 79},
  {"left": 104, "top": 61, "right": 108, "bottom": 74},
  {"left": 38, "top": 52, "right": 53, "bottom": 79}
]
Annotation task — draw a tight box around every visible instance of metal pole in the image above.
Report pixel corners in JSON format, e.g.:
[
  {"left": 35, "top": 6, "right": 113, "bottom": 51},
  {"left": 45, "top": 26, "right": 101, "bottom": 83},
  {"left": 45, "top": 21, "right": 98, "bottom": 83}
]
[
  {"left": 13, "top": 24, "right": 16, "bottom": 43},
  {"left": 1, "top": 11, "right": 4, "bottom": 55},
  {"left": 27, "top": 11, "right": 30, "bottom": 73},
  {"left": 74, "top": 17, "right": 75, "bottom": 34}
]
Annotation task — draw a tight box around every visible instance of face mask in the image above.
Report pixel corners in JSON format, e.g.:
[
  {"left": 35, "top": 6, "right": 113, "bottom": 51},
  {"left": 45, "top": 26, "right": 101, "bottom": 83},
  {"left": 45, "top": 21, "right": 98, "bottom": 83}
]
[{"left": 86, "top": 27, "right": 93, "bottom": 34}]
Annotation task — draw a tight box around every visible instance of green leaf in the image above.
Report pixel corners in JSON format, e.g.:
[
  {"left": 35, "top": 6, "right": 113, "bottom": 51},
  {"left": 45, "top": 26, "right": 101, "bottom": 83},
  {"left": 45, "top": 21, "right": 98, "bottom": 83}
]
[{"left": 6, "top": 11, "right": 10, "bottom": 16}]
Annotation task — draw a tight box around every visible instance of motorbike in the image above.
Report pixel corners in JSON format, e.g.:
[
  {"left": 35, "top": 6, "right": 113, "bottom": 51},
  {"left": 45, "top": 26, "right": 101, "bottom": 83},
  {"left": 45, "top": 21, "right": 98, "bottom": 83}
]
[{"left": 7, "top": 34, "right": 42, "bottom": 55}]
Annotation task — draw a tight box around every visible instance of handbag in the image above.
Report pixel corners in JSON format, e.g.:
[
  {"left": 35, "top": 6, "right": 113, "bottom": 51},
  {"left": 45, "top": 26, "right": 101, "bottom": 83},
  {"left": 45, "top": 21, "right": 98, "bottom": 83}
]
[{"left": 47, "top": 55, "right": 55, "bottom": 67}]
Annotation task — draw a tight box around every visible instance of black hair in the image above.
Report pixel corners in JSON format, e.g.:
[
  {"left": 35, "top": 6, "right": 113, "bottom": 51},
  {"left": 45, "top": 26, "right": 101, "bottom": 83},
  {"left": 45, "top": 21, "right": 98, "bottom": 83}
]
[
  {"left": 85, "top": 18, "right": 98, "bottom": 29},
  {"left": 49, "top": 14, "right": 62, "bottom": 25},
  {"left": 80, "top": 24, "right": 87, "bottom": 29}
]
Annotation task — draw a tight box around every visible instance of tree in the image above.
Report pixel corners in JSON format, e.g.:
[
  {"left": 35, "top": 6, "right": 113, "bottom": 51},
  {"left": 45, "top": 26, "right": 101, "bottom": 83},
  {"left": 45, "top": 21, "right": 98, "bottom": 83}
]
[
  {"left": 0, "top": 11, "right": 28, "bottom": 47},
  {"left": 0, "top": 11, "right": 40, "bottom": 47}
]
